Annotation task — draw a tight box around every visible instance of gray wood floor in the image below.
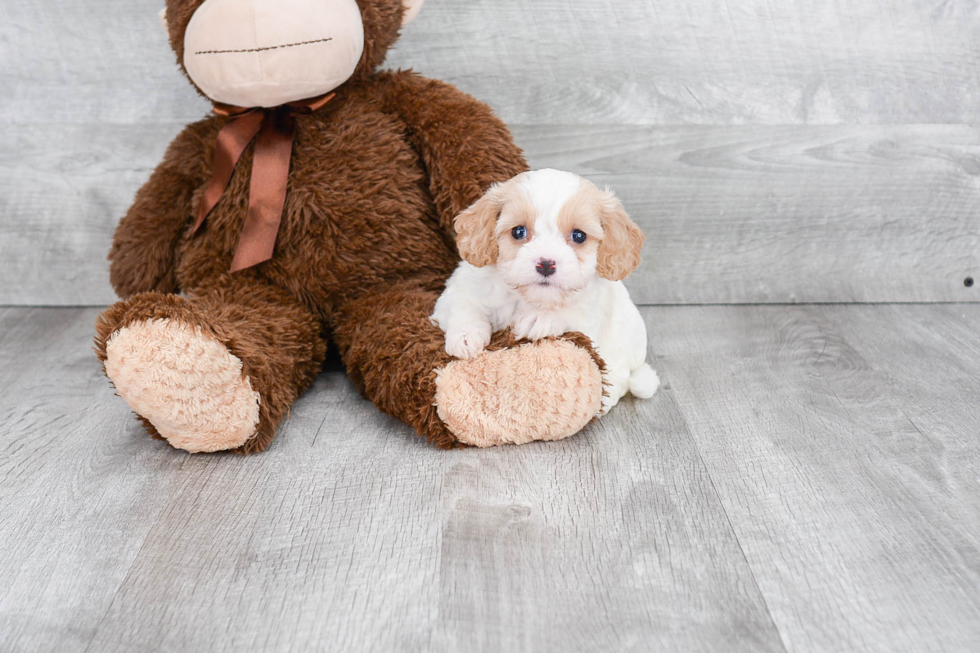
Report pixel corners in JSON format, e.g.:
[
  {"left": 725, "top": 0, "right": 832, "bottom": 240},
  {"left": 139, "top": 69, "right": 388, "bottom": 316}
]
[
  {"left": 2, "top": 304, "right": 978, "bottom": 653},
  {"left": 3, "top": 1, "right": 979, "bottom": 651}
]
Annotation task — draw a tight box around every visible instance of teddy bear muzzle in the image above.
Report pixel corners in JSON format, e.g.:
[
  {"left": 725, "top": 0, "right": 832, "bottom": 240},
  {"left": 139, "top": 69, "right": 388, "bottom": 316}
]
[{"left": 182, "top": 0, "right": 365, "bottom": 108}]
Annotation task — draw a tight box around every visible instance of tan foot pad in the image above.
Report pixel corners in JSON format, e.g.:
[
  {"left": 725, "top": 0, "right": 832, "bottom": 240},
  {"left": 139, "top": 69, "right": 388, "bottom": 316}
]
[
  {"left": 105, "top": 319, "right": 260, "bottom": 453},
  {"left": 434, "top": 339, "right": 603, "bottom": 447}
]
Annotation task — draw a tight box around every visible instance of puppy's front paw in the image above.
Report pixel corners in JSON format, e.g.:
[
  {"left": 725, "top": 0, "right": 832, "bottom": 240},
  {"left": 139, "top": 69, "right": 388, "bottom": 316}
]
[
  {"left": 445, "top": 324, "right": 491, "bottom": 359},
  {"left": 514, "top": 313, "right": 563, "bottom": 341}
]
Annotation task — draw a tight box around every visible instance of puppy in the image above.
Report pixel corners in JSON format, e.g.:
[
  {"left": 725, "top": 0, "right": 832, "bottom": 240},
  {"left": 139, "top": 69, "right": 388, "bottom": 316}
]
[{"left": 431, "top": 168, "right": 660, "bottom": 413}]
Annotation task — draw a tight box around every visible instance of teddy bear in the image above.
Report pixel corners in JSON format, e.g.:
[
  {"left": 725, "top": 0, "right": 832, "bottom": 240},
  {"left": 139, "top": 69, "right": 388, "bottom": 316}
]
[{"left": 94, "top": 0, "right": 610, "bottom": 454}]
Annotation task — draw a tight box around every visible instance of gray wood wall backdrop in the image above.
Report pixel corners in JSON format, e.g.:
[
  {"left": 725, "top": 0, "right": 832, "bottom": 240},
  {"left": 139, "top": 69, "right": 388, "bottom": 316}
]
[{"left": 2, "top": 0, "right": 979, "bottom": 305}]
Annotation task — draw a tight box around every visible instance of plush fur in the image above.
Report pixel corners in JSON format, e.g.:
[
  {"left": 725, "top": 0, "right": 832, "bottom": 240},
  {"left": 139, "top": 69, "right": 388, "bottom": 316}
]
[
  {"left": 435, "top": 335, "right": 604, "bottom": 446},
  {"left": 95, "top": 0, "right": 608, "bottom": 452},
  {"left": 105, "top": 318, "right": 261, "bottom": 452},
  {"left": 432, "top": 169, "right": 660, "bottom": 412}
]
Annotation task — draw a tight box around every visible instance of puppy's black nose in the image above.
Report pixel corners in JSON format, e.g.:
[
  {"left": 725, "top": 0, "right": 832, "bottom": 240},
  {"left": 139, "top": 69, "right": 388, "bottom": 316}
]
[{"left": 536, "top": 259, "right": 556, "bottom": 277}]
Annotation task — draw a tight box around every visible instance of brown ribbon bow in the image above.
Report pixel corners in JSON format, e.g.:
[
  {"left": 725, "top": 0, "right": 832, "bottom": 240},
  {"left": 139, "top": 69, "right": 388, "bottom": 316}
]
[{"left": 191, "top": 93, "right": 336, "bottom": 272}]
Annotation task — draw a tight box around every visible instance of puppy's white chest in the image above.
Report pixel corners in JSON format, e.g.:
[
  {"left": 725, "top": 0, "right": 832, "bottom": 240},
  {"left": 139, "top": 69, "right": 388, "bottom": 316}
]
[
  {"left": 511, "top": 285, "right": 607, "bottom": 344},
  {"left": 512, "top": 306, "right": 568, "bottom": 341}
]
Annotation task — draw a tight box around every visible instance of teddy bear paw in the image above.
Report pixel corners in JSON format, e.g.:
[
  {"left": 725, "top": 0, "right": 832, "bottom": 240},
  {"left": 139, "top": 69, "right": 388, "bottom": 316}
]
[
  {"left": 104, "top": 318, "right": 261, "bottom": 453},
  {"left": 433, "top": 338, "right": 603, "bottom": 447}
]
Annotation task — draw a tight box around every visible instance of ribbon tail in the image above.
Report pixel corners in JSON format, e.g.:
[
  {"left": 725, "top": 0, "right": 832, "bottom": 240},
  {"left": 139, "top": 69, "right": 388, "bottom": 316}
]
[
  {"left": 230, "top": 111, "right": 296, "bottom": 272},
  {"left": 192, "top": 110, "right": 265, "bottom": 234}
]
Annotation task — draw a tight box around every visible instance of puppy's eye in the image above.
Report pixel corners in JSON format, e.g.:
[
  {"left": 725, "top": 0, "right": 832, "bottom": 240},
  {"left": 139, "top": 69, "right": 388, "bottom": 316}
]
[
  {"left": 571, "top": 229, "right": 587, "bottom": 244},
  {"left": 511, "top": 226, "right": 527, "bottom": 240}
]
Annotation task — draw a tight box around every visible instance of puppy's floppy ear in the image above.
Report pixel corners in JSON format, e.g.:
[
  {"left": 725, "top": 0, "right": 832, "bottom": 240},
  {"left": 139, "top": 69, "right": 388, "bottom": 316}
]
[
  {"left": 455, "top": 184, "right": 505, "bottom": 267},
  {"left": 596, "top": 189, "right": 645, "bottom": 281}
]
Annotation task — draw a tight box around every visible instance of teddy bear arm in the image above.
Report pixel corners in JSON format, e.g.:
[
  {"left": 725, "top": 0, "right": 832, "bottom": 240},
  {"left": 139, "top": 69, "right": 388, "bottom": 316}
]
[
  {"left": 108, "top": 123, "right": 211, "bottom": 298},
  {"left": 379, "top": 71, "right": 529, "bottom": 236}
]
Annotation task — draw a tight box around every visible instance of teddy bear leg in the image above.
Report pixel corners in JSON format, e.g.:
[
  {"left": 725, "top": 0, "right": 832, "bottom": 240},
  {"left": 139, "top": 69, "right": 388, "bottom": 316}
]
[
  {"left": 332, "top": 280, "right": 605, "bottom": 448},
  {"left": 433, "top": 332, "right": 605, "bottom": 447},
  {"left": 94, "top": 278, "right": 326, "bottom": 454}
]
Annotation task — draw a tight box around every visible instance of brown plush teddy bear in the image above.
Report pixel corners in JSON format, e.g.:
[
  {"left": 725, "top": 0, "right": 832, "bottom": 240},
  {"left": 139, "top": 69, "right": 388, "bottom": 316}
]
[{"left": 94, "top": 0, "right": 607, "bottom": 454}]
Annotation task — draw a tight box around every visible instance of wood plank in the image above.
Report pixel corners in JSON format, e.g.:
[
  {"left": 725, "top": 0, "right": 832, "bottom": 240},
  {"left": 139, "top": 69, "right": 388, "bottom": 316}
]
[
  {"left": 5, "top": 305, "right": 980, "bottom": 650},
  {"left": 818, "top": 304, "right": 980, "bottom": 521},
  {"left": 5, "top": 0, "right": 980, "bottom": 305},
  {"left": 5, "top": 0, "right": 979, "bottom": 305},
  {"left": 79, "top": 379, "right": 449, "bottom": 653},
  {"left": 432, "top": 391, "right": 783, "bottom": 653},
  {"left": 392, "top": 0, "right": 980, "bottom": 125},
  {"left": 0, "top": 308, "right": 185, "bottom": 653},
  {"left": 3, "top": 123, "right": 978, "bottom": 305},
  {"left": 831, "top": 303, "right": 980, "bottom": 433},
  {"left": 3, "top": 0, "right": 979, "bottom": 126},
  {"left": 0, "top": 308, "right": 784, "bottom": 652},
  {"left": 519, "top": 124, "right": 980, "bottom": 304},
  {"left": 648, "top": 304, "right": 980, "bottom": 653},
  {"left": 0, "top": 123, "right": 180, "bottom": 306},
  {"left": 0, "top": 0, "right": 209, "bottom": 126}
]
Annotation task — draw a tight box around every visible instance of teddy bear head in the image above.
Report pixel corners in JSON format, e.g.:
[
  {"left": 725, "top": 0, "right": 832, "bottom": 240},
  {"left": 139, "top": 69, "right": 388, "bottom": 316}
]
[{"left": 161, "top": 0, "right": 424, "bottom": 108}]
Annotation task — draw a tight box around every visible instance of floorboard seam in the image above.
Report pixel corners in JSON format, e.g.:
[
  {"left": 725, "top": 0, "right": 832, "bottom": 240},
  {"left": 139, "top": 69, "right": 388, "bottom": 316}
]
[
  {"left": 661, "top": 383, "right": 793, "bottom": 653},
  {"left": 693, "top": 448, "right": 793, "bottom": 653},
  {"left": 80, "top": 457, "right": 208, "bottom": 652},
  {"left": 80, "top": 532, "right": 155, "bottom": 653}
]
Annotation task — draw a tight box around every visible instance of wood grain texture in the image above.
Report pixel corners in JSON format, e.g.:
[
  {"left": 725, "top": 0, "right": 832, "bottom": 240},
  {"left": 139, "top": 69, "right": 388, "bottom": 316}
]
[
  {"left": 0, "top": 308, "right": 185, "bottom": 653},
  {"left": 3, "top": 0, "right": 980, "bottom": 305},
  {"left": 0, "top": 307, "right": 785, "bottom": 653},
  {"left": 433, "top": 392, "right": 782, "bottom": 653},
  {"left": 391, "top": 0, "right": 980, "bottom": 126},
  {"left": 519, "top": 124, "right": 980, "bottom": 304},
  {"left": 0, "top": 124, "right": 179, "bottom": 306},
  {"left": 3, "top": 0, "right": 979, "bottom": 126},
  {"left": 3, "top": 305, "right": 979, "bottom": 651},
  {"left": 0, "top": 1, "right": 209, "bottom": 127},
  {"left": 3, "top": 123, "right": 979, "bottom": 305},
  {"left": 647, "top": 304, "right": 980, "bottom": 653}
]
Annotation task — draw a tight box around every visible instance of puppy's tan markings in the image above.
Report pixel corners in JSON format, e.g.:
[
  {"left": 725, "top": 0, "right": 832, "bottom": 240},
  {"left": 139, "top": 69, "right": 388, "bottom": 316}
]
[
  {"left": 494, "top": 185, "right": 538, "bottom": 264},
  {"left": 591, "top": 188, "right": 644, "bottom": 281},
  {"left": 557, "top": 182, "right": 604, "bottom": 266}
]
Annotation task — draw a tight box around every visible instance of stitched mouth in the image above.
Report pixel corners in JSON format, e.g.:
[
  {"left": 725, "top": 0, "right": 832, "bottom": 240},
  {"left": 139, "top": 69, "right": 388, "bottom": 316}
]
[{"left": 195, "top": 37, "right": 333, "bottom": 55}]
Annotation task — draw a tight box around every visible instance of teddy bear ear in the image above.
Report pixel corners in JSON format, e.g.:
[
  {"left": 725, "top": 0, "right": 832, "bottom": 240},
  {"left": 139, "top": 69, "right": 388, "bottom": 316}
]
[
  {"left": 157, "top": 7, "right": 169, "bottom": 37},
  {"left": 402, "top": 0, "right": 425, "bottom": 25}
]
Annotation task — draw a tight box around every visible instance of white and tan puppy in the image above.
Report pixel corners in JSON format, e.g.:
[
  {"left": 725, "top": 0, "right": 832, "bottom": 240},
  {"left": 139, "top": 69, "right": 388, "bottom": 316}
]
[{"left": 432, "top": 168, "right": 660, "bottom": 413}]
